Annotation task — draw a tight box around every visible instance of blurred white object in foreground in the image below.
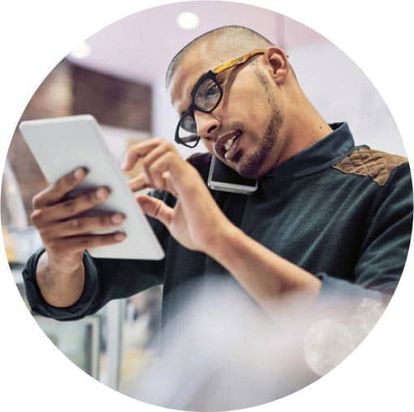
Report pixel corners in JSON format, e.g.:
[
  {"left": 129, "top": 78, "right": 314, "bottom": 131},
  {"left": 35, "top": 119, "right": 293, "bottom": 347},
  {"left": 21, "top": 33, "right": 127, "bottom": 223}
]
[{"left": 132, "top": 277, "right": 385, "bottom": 411}]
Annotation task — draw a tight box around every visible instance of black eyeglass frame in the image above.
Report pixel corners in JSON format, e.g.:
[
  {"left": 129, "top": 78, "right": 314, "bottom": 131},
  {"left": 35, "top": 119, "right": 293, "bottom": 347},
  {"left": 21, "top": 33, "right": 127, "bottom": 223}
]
[
  {"left": 174, "top": 49, "right": 266, "bottom": 148},
  {"left": 174, "top": 71, "right": 221, "bottom": 148}
]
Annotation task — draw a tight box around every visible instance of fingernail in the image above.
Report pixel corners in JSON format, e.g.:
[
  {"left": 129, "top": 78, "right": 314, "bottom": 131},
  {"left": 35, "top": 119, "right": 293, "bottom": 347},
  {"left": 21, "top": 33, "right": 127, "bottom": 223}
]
[
  {"left": 115, "top": 232, "right": 126, "bottom": 241},
  {"left": 96, "top": 187, "right": 109, "bottom": 199},
  {"left": 74, "top": 168, "right": 86, "bottom": 180},
  {"left": 111, "top": 213, "right": 124, "bottom": 224}
]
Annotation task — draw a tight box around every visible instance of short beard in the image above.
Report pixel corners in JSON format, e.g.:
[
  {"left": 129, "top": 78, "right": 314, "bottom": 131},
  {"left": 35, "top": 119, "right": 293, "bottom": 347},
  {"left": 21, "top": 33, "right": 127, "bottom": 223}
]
[
  {"left": 238, "top": 109, "right": 283, "bottom": 178},
  {"left": 237, "top": 63, "right": 283, "bottom": 178}
]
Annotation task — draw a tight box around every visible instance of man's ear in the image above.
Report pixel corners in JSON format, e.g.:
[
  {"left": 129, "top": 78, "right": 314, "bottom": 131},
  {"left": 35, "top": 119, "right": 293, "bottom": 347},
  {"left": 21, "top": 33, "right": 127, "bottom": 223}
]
[{"left": 263, "top": 47, "right": 289, "bottom": 85}]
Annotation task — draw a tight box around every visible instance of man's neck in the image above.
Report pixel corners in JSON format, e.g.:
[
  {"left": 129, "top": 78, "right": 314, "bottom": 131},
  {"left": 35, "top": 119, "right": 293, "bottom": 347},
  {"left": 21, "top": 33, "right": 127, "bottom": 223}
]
[{"left": 276, "top": 99, "right": 333, "bottom": 167}]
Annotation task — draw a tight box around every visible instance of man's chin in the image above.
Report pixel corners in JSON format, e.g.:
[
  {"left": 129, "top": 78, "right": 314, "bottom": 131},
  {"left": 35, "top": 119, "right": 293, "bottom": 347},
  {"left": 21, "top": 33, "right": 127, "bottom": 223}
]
[
  {"left": 236, "top": 162, "right": 260, "bottom": 179},
  {"left": 220, "top": 153, "right": 260, "bottom": 179},
  {"left": 220, "top": 159, "right": 255, "bottom": 179}
]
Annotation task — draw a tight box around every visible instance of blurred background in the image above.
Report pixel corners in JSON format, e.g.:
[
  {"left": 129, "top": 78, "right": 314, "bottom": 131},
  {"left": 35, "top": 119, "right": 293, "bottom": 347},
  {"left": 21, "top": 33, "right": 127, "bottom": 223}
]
[{"left": 0, "top": 0, "right": 405, "bottom": 399}]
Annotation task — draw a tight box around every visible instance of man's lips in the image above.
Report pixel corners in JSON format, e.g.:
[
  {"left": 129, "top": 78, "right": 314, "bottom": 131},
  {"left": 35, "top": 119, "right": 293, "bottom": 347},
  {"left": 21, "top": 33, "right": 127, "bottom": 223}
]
[{"left": 214, "top": 130, "right": 242, "bottom": 161}]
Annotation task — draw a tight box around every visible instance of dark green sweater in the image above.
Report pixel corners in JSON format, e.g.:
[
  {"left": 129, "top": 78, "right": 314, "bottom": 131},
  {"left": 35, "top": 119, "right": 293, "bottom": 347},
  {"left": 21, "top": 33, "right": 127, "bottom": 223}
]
[{"left": 23, "top": 123, "right": 413, "bottom": 326}]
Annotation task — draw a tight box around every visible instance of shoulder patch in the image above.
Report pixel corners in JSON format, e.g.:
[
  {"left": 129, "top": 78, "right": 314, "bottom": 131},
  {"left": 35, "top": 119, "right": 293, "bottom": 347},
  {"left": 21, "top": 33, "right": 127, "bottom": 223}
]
[{"left": 332, "top": 147, "right": 408, "bottom": 186}]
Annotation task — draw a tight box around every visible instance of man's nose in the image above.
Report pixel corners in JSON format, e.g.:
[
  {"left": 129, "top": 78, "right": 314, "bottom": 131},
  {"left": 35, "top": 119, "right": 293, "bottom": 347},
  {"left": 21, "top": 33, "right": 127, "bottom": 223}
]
[{"left": 194, "top": 110, "right": 220, "bottom": 139}]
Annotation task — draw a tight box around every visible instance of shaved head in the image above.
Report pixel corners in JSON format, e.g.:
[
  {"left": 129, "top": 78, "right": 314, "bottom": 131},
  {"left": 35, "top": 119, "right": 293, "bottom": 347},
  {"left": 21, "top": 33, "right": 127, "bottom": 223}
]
[
  {"left": 167, "top": 25, "right": 304, "bottom": 178},
  {"left": 166, "top": 25, "right": 273, "bottom": 88}
]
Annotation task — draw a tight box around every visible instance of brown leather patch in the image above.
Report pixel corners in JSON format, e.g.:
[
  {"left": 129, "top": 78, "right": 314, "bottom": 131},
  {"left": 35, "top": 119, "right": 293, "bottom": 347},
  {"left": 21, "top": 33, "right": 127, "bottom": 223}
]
[{"left": 333, "top": 147, "right": 408, "bottom": 186}]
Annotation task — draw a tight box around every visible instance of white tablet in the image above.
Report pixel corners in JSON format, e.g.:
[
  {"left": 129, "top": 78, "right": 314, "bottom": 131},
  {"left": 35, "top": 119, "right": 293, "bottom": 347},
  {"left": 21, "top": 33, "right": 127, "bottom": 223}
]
[{"left": 19, "top": 115, "right": 165, "bottom": 260}]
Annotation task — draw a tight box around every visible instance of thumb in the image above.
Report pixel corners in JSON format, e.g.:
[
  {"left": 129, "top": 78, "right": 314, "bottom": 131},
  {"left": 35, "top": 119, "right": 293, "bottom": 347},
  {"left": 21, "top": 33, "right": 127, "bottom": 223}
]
[{"left": 137, "top": 194, "right": 173, "bottom": 227}]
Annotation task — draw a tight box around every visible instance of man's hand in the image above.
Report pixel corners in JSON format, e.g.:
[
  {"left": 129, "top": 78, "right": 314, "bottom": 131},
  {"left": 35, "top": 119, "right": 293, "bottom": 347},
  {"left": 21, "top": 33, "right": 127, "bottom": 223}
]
[
  {"left": 31, "top": 167, "right": 126, "bottom": 273},
  {"left": 123, "top": 139, "right": 234, "bottom": 253},
  {"left": 123, "top": 139, "right": 320, "bottom": 311}
]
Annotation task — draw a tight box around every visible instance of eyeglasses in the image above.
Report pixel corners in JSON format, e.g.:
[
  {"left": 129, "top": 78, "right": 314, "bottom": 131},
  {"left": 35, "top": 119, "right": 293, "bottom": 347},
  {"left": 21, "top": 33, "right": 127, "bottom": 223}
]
[{"left": 174, "top": 49, "right": 266, "bottom": 148}]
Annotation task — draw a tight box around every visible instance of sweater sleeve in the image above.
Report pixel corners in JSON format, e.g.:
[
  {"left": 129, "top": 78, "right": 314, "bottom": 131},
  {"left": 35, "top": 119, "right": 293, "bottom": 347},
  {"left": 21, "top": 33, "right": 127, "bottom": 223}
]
[
  {"left": 21, "top": 190, "right": 170, "bottom": 321},
  {"left": 317, "top": 163, "right": 412, "bottom": 305}
]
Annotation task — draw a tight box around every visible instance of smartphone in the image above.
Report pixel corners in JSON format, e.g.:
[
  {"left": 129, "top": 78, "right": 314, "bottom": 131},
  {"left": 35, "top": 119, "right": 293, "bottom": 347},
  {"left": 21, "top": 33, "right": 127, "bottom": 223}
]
[{"left": 207, "top": 156, "right": 258, "bottom": 194}]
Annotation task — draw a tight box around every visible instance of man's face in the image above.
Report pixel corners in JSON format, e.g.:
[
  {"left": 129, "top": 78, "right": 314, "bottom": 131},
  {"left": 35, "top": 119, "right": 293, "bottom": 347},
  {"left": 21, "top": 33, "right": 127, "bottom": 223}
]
[{"left": 169, "top": 46, "right": 285, "bottom": 178}]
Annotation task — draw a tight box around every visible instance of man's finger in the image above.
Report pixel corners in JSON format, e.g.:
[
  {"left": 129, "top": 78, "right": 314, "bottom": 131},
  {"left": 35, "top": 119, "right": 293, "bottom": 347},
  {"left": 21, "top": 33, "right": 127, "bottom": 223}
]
[
  {"left": 32, "top": 186, "right": 110, "bottom": 226},
  {"left": 49, "top": 231, "right": 126, "bottom": 255},
  {"left": 32, "top": 167, "right": 88, "bottom": 209},
  {"left": 162, "top": 171, "right": 178, "bottom": 197},
  {"left": 122, "top": 138, "right": 165, "bottom": 171},
  {"left": 128, "top": 173, "right": 150, "bottom": 192},
  {"left": 146, "top": 151, "right": 188, "bottom": 191},
  {"left": 40, "top": 212, "right": 125, "bottom": 241},
  {"left": 137, "top": 194, "right": 173, "bottom": 228}
]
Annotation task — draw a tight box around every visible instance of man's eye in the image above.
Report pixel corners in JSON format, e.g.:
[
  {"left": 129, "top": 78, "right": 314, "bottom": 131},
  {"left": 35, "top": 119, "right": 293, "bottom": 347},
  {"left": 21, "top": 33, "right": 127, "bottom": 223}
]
[
  {"left": 194, "top": 79, "right": 221, "bottom": 108},
  {"left": 204, "top": 83, "right": 220, "bottom": 99},
  {"left": 205, "top": 83, "right": 219, "bottom": 97},
  {"left": 182, "top": 115, "right": 196, "bottom": 132}
]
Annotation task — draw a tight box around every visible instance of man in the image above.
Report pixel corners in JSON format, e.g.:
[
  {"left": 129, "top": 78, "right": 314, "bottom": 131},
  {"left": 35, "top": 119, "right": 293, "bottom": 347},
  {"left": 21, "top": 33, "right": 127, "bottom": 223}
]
[{"left": 23, "top": 25, "right": 412, "bottom": 331}]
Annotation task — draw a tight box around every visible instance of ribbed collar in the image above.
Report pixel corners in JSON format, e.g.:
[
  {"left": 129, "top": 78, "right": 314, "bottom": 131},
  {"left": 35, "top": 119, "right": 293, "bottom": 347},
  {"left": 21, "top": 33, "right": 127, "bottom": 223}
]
[{"left": 263, "top": 122, "right": 357, "bottom": 181}]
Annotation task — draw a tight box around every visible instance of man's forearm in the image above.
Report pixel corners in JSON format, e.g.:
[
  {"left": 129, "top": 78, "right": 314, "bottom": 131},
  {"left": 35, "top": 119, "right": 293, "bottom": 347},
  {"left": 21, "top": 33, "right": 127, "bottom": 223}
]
[
  {"left": 36, "top": 252, "right": 86, "bottom": 308},
  {"left": 208, "top": 224, "right": 321, "bottom": 311}
]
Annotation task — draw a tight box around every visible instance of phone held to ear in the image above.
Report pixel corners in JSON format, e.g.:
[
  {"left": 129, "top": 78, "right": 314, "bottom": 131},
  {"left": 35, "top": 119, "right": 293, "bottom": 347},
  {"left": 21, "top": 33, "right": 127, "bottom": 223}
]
[{"left": 207, "top": 156, "right": 258, "bottom": 195}]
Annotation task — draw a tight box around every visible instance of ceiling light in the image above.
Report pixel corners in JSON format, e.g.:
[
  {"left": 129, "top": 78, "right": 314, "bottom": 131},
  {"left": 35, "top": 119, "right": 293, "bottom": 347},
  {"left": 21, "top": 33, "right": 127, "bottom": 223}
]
[
  {"left": 177, "top": 12, "right": 199, "bottom": 30},
  {"left": 70, "top": 42, "right": 91, "bottom": 59}
]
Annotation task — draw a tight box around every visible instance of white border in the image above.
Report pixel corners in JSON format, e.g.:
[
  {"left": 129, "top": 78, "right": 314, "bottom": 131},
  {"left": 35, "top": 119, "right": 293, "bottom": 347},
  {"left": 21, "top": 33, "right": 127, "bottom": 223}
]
[{"left": 1, "top": 1, "right": 413, "bottom": 411}]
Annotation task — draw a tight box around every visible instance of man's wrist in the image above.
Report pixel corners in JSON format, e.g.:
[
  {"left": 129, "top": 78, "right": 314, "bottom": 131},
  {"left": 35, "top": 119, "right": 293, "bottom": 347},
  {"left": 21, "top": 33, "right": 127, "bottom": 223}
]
[
  {"left": 47, "top": 251, "right": 85, "bottom": 276},
  {"left": 36, "top": 252, "right": 86, "bottom": 308},
  {"left": 205, "top": 222, "right": 244, "bottom": 264}
]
